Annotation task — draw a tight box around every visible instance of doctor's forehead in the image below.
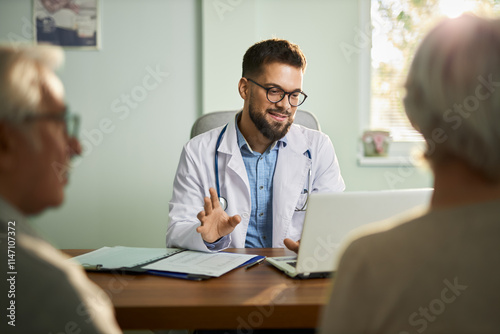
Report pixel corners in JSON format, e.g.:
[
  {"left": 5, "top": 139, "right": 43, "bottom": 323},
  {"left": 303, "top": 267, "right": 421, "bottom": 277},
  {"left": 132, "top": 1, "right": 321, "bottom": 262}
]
[{"left": 257, "top": 62, "right": 303, "bottom": 87}]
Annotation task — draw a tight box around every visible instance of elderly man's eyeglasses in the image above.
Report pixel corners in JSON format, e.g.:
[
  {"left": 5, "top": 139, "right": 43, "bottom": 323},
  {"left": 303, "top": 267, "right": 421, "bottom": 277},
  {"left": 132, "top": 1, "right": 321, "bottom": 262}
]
[
  {"left": 245, "top": 78, "right": 307, "bottom": 107},
  {"left": 24, "top": 109, "right": 80, "bottom": 138}
]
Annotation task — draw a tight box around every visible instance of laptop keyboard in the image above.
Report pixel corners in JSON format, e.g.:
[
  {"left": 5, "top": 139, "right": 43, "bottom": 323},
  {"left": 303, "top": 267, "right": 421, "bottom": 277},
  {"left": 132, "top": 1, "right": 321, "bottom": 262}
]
[{"left": 287, "top": 261, "right": 297, "bottom": 268}]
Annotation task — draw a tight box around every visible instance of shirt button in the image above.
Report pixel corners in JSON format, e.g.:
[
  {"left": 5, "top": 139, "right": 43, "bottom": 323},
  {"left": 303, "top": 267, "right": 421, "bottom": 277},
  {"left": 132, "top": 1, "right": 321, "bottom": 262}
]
[
  {"left": 259, "top": 186, "right": 263, "bottom": 190},
  {"left": 259, "top": 212, "right": 264, "bottom": 217},
  {"left": 263, "top": 236, "right": 267, "bottom": 240}
]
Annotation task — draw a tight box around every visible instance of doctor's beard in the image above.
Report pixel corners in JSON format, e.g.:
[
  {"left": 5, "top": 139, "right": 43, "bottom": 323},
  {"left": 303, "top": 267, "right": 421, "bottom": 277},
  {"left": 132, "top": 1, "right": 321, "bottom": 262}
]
[{"left": 248, "top": 97, "right": 293, "bottom": 142}]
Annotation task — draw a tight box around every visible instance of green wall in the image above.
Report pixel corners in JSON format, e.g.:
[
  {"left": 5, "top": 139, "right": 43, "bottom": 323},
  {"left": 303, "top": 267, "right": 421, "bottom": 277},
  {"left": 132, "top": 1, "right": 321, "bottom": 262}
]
[
  {"left": 0, "top": 0, "right": 431, "bottom": 249},
  {"left": 0, "top": 0, "right": 201, "bottom": 248}
]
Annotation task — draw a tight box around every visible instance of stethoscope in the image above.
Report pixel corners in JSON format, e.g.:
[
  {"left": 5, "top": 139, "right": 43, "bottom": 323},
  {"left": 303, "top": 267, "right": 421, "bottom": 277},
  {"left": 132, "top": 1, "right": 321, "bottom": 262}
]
[
  {"left": 215, "top": 124, "right": 228, "bottom": 211},
  {"left": 215, "top": 124, "right": 312, "bottom": 212}
]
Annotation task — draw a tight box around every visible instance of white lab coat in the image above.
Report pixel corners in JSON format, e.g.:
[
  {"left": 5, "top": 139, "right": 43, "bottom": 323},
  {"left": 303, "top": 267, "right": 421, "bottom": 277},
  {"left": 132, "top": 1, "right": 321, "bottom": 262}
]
[{"left": 166, "top": 119, "right": 345, "bottom": 252}]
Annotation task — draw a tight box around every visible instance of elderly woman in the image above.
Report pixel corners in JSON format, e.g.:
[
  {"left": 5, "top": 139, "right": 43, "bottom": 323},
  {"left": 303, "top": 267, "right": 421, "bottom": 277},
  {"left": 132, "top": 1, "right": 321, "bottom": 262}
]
[{"left": 319, "top": 14, "right": 500, "bottom": 334}]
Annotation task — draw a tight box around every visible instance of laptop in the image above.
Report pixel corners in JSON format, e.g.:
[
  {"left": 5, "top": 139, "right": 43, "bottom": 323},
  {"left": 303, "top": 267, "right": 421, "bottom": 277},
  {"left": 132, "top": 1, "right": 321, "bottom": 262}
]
[{"left": 267, "top": 188, "right": 433, "bottom": 278}]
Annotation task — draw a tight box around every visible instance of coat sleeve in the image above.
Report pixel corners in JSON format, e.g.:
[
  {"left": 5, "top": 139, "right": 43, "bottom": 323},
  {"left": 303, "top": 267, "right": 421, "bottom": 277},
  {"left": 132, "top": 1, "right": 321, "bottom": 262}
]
[{"left": 166, "top": 144, "right": 231, "bottom": 252}]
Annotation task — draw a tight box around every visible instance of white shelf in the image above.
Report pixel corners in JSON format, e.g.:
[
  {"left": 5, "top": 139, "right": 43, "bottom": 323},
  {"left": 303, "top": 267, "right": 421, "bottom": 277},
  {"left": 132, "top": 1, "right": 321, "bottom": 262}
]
[
  {"left": 357, "top": 141, "right": 425, "bottom": 167},
  {"left": 357, "top": 155, "right": 415, "bottom": 167}
]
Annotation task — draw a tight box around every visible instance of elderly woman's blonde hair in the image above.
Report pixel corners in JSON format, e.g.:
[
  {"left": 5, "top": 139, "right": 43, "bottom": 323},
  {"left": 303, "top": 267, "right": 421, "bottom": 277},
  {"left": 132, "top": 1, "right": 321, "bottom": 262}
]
[
  {"left": 0, "top": 44, "right": 64, "bottom": 123},
  {"left": 404, "top": 14, "right": 500, "bottom": 182}
]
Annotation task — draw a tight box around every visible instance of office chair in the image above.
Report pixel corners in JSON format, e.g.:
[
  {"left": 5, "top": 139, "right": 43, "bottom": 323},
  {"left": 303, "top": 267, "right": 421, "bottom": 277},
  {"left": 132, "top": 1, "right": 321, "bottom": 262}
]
[{"left": 190, "top": 109, "right": 321, "bottom": 138}]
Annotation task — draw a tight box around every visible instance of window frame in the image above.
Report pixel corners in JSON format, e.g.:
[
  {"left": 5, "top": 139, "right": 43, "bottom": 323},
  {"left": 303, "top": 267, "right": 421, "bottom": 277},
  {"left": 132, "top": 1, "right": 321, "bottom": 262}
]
[{"left": 357, "top": 0, "right": 424, "bottom": 167}]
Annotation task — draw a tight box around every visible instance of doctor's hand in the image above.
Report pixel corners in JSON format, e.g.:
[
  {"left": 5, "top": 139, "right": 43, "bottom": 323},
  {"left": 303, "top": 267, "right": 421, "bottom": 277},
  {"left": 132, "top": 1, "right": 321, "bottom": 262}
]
[
  {"left": 284, "top": 238, "right": 300, "bottom": 253},
  {"left": 196, "top": 187, "right": 241, "bottom": 243}
]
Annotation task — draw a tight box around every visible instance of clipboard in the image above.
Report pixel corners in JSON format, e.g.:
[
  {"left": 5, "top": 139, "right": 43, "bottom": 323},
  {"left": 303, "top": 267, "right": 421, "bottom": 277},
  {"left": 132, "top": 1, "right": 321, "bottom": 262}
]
[{"left": 73, "top": 246, "right": 264, "bottom": 280}]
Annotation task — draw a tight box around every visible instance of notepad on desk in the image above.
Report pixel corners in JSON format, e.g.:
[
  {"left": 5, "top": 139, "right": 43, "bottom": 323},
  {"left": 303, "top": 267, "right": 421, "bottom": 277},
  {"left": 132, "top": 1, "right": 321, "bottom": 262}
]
[{"left": 71, "top": 246, "right": 264, "bottom": 280}]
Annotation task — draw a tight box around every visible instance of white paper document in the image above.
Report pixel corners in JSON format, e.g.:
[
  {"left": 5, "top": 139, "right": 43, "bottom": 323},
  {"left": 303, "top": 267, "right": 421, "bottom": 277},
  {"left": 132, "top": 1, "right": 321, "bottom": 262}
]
[
  {"left": 70, "top": 246, "right": 262, "bottom": 279},
  {"left": 143, "top": 251, "right": 258, "bottom": 277}
]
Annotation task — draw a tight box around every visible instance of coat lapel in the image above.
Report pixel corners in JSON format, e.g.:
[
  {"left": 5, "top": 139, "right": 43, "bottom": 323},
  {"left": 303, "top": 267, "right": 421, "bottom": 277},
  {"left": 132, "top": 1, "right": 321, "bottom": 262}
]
[
  {"left": 272, "top": 125, "right": 311, "bottom": 246},
  {"left": 217, "top": 117, "right": 250, "bottom": 193}
]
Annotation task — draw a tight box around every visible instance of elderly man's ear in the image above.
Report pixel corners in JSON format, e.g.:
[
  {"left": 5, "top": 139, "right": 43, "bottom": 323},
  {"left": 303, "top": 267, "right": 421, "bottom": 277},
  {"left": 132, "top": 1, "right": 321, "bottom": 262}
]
[
  {"left": 68, "top": 136, "right": 82, "bottom": 157},
  {"left": 0, "top": 123, "right": 17, "bottom": 171}
]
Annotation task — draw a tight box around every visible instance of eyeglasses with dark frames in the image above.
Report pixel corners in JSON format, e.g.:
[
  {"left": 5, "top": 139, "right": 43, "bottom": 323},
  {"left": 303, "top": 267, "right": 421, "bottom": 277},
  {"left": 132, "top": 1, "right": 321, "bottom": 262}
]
[
  {"left": 245, "top": 78, "right": 308, "bottom": 107},
  {"left": 23, "top": 107, "right": 80, "bottom": 138}
]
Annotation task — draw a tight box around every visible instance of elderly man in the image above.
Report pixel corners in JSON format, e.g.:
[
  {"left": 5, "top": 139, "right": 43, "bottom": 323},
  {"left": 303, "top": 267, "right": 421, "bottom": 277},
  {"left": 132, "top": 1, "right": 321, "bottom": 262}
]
[
  {"left": 320, "top": 14, "right": 500, "bottom": 334},
  {"left": 0, "top": 45, "right": 121, "bottom": 333}
]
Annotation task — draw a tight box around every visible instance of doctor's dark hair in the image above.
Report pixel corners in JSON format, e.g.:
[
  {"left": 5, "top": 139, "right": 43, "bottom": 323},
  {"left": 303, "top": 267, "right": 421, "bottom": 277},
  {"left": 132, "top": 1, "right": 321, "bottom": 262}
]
[{"left": 242, "top": 38, "right": 307, "bottom": 78}]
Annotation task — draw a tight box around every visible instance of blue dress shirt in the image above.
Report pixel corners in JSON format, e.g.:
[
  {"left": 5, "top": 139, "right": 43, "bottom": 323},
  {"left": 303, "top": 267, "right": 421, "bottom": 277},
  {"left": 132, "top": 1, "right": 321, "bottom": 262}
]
[
  {"left": 235, "top": 122, "right": 286, "bottom": 248},
  {"left": 205, "top": 117, "right": 287, "bottom": 249}
]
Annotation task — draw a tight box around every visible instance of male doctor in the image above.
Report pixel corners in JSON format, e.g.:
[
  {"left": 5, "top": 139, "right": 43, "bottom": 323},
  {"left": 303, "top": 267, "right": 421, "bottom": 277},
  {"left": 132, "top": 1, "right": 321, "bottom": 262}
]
[{"left": 166, "top": 38, "right": 345, "bottom": 252}]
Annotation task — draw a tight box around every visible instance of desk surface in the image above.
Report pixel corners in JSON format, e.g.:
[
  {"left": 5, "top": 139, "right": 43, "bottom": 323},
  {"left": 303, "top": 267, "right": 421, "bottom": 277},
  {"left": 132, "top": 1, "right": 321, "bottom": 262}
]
[{"left": 64, "top": 248, "right": 332, "bottom": 330}]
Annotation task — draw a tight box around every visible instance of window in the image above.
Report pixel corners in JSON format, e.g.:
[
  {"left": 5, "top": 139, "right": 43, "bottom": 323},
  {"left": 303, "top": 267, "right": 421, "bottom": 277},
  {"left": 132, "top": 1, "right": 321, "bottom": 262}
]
[{"left": 359, "top": 0, "right": 500, "bottom": 165}]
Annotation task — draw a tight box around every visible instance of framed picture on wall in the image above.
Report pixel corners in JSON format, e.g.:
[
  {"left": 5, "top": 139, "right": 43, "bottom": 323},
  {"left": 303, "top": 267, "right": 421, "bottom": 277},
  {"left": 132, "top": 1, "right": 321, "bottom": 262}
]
[{"left": 33, "top": 0, "right": 100, "bottom": 49}]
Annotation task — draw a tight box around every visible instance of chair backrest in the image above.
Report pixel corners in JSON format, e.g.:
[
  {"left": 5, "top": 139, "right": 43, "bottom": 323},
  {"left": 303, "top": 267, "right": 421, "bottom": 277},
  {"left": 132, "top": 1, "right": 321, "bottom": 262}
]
[{"left": 190, "top": 109, "right": 321, "bottom": 138}]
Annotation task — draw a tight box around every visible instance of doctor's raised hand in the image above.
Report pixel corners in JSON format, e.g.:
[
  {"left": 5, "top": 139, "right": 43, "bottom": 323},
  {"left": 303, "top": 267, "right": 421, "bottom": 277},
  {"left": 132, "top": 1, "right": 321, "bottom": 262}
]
[{"left": 196, "top": 187, "right": 242, "bottom": 243}]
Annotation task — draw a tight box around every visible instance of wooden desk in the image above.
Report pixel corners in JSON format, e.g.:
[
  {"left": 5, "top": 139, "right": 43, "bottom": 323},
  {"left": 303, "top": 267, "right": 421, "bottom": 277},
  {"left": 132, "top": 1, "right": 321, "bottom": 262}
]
[{"left": 64, "top": 248, "right": 332, "bottom": 330}]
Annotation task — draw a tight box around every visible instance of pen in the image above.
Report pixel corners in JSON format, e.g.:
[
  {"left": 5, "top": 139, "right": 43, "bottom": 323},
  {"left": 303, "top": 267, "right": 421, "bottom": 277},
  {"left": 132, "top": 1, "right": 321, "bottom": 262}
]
[
  {"left": 245, "top": 257, "right": 266, "bottom": 270},
  {"left": 82, "top": 264, "right": 102, "bottom": 271}
]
